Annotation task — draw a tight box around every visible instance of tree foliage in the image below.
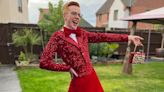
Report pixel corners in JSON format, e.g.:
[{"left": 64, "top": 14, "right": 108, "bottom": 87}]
[
  {"left": 38, "top": 0, "right": 64, "bottom": 42},
  {"left": 12, "top": 28, "right": 41, "bottom": 61},
  {"left": 154, "top": 24, "right": 164, "bottom": 32},
  {"left": 89, "top": 43, "right": 119, "bottom": 57}
]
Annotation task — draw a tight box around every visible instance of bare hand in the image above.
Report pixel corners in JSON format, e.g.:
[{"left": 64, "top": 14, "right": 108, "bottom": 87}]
[
  {"left": 70, "top": 68, "right": 78, "bottom": 79},
  {"left": 128, "top": 35, "right": 144, "bottom": 46}
]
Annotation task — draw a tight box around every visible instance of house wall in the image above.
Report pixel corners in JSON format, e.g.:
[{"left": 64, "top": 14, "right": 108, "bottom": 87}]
[
  {"left": 108, "top": 0, "right": 129, "bottom": 29},
  {"left": 96, "top": 13, "right": 109, "bottom": 27},
  {"left": 128, "top": 0, "right": 164, "bottom": 29},
  {"left": 128, "top": 6, "right": 154, "bottom": 29},
  {"left": 0, "top": 0, "right": 28, "bottom": 23},
  {"left": 96, "top": 0, "right": 164, "bottom": 29}
]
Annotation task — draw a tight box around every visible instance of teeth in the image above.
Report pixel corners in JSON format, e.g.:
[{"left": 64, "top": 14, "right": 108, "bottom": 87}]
[{"left": 73, "top": 21, "right": 78, "bottom": 24}]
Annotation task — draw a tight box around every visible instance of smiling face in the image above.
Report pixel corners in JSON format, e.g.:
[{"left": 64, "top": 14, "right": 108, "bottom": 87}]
[{"left": 64, "top": 5, "right": 81, "bottom": 30}]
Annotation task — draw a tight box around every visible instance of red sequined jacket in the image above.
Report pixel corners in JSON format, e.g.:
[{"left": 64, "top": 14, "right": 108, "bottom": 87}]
[{"left": 40, "top": 28, "right": 128, "bottom": 77}]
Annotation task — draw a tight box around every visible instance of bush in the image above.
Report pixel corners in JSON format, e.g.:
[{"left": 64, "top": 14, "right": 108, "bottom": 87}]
[
  {"left": 18, "top": 51, "right": 26, "bottom": 61},
  {"left": 89, "top": 43, "right": 119, "bottom": 58}
]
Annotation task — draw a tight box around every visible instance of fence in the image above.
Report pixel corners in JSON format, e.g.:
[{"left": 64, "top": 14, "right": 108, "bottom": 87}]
[
  {"left": 0, "top": 23, "right": 42, "bottom": 64},
  {"left": 0, "top": 23, "right": 162, "bottom": 64}
]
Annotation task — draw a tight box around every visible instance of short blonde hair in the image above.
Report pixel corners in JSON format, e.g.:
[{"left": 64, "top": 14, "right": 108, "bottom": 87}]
[{"left": 63, "top": 1, "right": 80, "bottom": 15}]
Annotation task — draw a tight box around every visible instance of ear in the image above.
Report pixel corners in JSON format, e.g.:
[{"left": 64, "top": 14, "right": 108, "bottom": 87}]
[{"left": 63, "top": 13, "right": 67, "bottom": 21}]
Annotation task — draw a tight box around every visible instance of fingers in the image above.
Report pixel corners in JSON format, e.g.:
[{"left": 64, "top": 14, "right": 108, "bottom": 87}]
[
  {"left": 136, "top": 36, "right": 144, "bottom": 40},
  {"left": 128, "top": 35, "right": 144, "bottom": 46},
  {"left": 135, "top": 42, "right": 143, "bottom": 46},
  {"left": 70, "top": 68, "right": 78, "bottom": 77},
  {"left": 128, "top": 35, "right": 144, "bottom": 40},
  {"left": 133, "top": 39, "right": 143, "bottom": 46}
]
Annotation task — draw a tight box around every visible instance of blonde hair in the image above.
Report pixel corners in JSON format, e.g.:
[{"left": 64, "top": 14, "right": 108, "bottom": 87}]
[{"left": 63, "top": 1, "right": 80, "bottom": 15}]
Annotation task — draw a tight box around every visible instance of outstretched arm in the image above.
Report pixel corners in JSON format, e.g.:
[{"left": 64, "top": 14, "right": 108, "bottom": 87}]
[
  {"left": 87, "top": 31, "right": 128, "bottom": 43},
  {"left": 86, "top": 31, "right": 143, "bottom": 45}
]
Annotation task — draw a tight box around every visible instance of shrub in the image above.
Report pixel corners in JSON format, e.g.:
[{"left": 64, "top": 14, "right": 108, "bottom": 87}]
[{"left": 18, "top": 51, "right": 26, "bottom": 61}]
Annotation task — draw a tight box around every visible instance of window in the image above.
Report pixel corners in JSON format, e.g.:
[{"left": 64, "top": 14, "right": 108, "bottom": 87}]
[
  {"left": 114, "top": 10, "right": 118, "bottom": 20},
  {"left": 18, "top": 0, "right": 23, "bottom": 12}
]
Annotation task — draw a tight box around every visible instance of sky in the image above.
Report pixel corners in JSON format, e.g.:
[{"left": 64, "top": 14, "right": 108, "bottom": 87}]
[{"left": 28, "top": 0, "right": 106, "bottom": 26}]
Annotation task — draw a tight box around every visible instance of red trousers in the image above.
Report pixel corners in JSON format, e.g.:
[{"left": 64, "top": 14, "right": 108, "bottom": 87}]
[{"left": 68, "top": 70, "right": 104, "bottom": 92}]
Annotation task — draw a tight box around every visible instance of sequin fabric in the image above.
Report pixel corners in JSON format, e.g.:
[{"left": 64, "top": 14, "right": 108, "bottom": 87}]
[{"left": 40, "top": 28, "right": 128, "bottom": 77}]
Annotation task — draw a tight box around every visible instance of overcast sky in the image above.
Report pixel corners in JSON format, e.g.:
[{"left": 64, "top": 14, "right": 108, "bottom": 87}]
[{"left": 28, "top": 0, "right": 106, "bottom": 26}]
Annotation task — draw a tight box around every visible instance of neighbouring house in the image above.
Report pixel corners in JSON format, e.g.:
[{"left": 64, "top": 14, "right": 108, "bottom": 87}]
[
  {"left": 39, "top": 8, "right": 93, "bottom": 28},
  {"left": 96, "top": 0, "right": 164, "bottom": 30},
  {"left": 0, "top": 0, "right": 29, "bottom": 64},
  {"left": 96, "top": 0, "right": 114, "bottom": 28},
  {"left": 0, "top": 0, "right": 29, "bottom": 23}
]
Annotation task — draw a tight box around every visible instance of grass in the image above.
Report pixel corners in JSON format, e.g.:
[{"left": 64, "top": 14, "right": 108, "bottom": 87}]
[{"left": 17, "top": 62, "right": 164, "bottom": 92}]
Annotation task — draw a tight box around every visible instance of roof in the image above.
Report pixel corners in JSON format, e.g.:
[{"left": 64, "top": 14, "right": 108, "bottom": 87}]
[
  {"left": 122, "top": 0, "right": 164, "bottom": 8},
  {"left": 96, "top": 0, "right": 164, "bottom": 15},
  {"left": 96, "top": 0, "right": 135, "bottom": 15},
  {"left": 121, "top": 0, "right": 136, "bottom": 7},
  {"left": 39, "top": 8, "right": 49, "bottom": 21},
  {"left": 79, "top": 18, "right": 93, "bottom": 27},
  {"left": 122, "top": 7, "right": 164, "bottom": 24},
  {"left": 96, "top": 0, "right": 114, "bottom": 15}
]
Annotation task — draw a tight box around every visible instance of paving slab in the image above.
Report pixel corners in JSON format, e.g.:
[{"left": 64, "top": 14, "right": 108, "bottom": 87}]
[{"left": 0, "top": 65, "right": 21, "bottom": 92}]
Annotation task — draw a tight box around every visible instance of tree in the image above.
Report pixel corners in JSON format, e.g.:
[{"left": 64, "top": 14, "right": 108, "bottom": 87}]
[
  {"left": 38, "top": 0, "right": 64, "bottom": 44},
  {"left": 38, "top": 0, "right": 64, "bottom": 61},
  {"left": 28, "top": 30, "right": 42, "bottom": 55},
  {"left": 122, "top": 22, "right": 137, "bottom": 74},
  {"left": 12, "top": 28, "right": 29, "bottom": 57},
  {"left": 12, "top": 28, "right": 41, "bottom": 61}
]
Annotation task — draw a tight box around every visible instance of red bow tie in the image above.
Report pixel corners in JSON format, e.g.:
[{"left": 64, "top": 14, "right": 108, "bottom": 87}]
[{"left": 63, "top": 27, "right": 81, "bottom": 37}]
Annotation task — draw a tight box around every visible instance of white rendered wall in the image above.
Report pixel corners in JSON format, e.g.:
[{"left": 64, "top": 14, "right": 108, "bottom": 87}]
[{"left": 108, "top": 0, "right": 129, "bottom": 29}]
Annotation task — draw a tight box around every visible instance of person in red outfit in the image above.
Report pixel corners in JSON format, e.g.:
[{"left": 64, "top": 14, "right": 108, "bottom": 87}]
[{"left": 40, "top": 1, "right": 143, "bottom": 92}]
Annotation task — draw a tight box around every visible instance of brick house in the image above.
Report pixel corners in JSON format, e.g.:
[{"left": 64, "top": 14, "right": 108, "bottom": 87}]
[{"left": 96, "top": 0, "right": 164, "bottom": 29}]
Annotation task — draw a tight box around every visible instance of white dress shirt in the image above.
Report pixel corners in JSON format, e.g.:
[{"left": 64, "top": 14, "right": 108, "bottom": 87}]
[{"left": 69, "top": 33, "right": 78, "bottom": 43}]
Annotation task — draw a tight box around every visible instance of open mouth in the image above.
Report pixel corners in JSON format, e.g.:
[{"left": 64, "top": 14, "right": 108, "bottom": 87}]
[{"left": 72, "top": 20, "right": 79, "bottom": 25}]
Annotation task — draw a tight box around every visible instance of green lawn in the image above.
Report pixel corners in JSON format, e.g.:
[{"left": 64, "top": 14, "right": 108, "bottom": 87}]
[{"left": 17, "top": 62, "right": 164, "bottom": 92}]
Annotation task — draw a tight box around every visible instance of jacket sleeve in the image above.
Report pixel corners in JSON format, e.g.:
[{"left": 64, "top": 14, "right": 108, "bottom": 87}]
[
  {"left": 39, "top": 33, "right": 70, "bottom": 71},
  {"left": 87, "top": 31, "right": 129, "bottom": 43}
]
